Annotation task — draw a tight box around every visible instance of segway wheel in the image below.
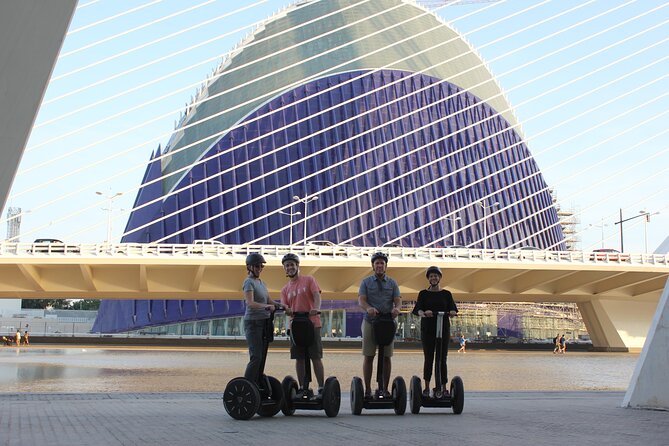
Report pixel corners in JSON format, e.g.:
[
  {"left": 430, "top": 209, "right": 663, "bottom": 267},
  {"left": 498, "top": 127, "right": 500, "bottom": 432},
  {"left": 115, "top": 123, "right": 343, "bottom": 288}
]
[
  {"left": 450, "top": 376, "right": 465, "bottom": 414},
  {"left": 281, "top": 376, "right": 298, "bottom": 416},
  {"left": 257, "top": 375, "right": 283, "bottom": 417},
  {"left": 322, "top": 376, "right": 341, "bottom": 417},
  {"left": 392, "top": 376, "right": 407, "bottom": 415},
  {"left": 350, "top": 376, "right": 364, "bottom": 415},
  {"left": 223, "top": 377, "right": 261, "bottom": 420},
  {"left": 409, "top": 375, "right": 422, "bottom": 414}
]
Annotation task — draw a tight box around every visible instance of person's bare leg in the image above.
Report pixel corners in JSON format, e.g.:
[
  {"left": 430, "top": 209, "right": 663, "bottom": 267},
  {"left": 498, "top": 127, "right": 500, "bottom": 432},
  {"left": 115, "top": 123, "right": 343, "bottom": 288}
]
[
  {"left": 363, "top": 356, "right": 374, "bottom": 395},
  {"left": 296, "top": 359, "right": 306, "bottom": 387},
  {"left": 312, "top": 358, "right": 325, "bottom": 388},
  {"left": 383, "top": 356, "right": 391, "bottom": 392}
]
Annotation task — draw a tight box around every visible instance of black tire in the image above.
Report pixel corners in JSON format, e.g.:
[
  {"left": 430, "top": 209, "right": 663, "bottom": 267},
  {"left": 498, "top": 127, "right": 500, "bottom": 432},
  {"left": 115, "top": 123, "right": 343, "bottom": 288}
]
[
  {"left": 223, "top": 377, "right": 260, "bottom": 420},
  {"left": 257, "top": 375, "right": 283, "bottom": 417},
  {"left": 409, "top": 375, "right": 422, "bottom": 414},
  {"left": 451, "top": 376, "right": 464, "bottom": 414},
  {"left": 322, "top": 376, "right": 341, "bottom": 417},
  {"left": 350, "top": 376, "right": 364, "bottom": 415},
  {"left": 281, "top": 376, "right": 298, "bottom": 416},
  {"left": 392, "top": 376, "right": 407, "bottom": 415}
]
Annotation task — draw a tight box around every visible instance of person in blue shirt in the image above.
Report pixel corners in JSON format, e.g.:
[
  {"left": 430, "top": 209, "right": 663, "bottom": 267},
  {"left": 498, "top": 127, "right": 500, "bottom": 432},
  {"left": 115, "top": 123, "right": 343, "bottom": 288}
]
[{"left": 358, "top": 252, "right": 401, "bottom": 398}]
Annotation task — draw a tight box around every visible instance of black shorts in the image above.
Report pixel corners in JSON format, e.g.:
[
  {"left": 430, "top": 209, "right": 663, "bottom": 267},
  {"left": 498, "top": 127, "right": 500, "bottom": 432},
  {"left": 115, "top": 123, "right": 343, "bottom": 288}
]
[{"left": 290, "top": 325, "right": 323, "bottom": 359}]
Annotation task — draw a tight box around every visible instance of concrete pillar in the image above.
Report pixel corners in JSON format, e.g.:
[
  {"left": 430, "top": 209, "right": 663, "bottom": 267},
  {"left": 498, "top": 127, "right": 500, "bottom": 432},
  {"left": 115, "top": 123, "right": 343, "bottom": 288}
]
[
  {"left": 623, "top": 278, "right": 669, "bottom": 410},
  {"left": 577, "top": 300, "right": 627, "bottom": 351}
]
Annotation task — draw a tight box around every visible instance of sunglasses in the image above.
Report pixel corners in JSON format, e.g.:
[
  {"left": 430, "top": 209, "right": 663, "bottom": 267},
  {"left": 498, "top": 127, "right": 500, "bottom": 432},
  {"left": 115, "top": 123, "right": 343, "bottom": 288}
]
[{"left": 252, "top": 264, "right": 265, "bottom": 269}]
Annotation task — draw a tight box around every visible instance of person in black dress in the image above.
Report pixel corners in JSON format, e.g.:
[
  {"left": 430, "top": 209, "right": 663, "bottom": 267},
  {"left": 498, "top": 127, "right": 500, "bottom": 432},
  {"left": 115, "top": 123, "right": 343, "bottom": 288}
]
[{"left": 412, "top": 266, "right": 458, "bottom": 397}]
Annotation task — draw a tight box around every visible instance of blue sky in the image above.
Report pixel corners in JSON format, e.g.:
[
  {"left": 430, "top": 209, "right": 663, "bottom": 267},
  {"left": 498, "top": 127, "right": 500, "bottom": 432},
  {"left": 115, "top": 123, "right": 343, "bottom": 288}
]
[{"left": 4, "top": 0, "right": 668, "bottom": 253}]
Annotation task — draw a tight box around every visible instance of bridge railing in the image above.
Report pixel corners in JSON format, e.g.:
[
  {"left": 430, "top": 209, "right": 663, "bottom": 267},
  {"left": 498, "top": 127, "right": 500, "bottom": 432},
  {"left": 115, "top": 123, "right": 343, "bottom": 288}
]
[{"left": 0, "top": 242, "right": 667, "bottom": 265}]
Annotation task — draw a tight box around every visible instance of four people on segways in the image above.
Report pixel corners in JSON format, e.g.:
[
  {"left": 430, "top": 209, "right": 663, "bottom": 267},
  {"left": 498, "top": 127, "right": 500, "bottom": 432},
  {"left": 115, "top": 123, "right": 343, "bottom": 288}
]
[
  {"left": 350, "top": 252, "right": 407, "bottom": 415},
  {"left": 279, "top": 253, "right": 340, "bottom": 417},
  {"left": 225, "top": 253, "right": 464, "bottom": 419},
  {"left": 410, "top": 266, "right": 464, "bottom": 414}
]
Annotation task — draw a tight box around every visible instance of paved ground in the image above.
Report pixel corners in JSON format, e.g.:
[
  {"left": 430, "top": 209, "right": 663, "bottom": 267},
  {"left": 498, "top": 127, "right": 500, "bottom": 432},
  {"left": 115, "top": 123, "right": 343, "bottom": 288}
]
[{"left": 0, "top": 391, "right": 667, "bottom": 446}]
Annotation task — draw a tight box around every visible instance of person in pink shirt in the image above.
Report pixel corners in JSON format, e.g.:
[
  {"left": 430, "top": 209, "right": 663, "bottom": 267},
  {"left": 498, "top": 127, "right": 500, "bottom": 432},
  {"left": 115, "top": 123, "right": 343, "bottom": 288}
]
[{"left": 280, "top": 253, "right": 325, "bottom": 394}]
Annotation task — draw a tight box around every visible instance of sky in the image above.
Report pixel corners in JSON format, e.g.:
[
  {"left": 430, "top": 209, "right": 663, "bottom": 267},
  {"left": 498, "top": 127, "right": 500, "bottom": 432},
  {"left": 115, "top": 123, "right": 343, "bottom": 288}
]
[{"left": 3, "top": 0, "right": 668, "bottom": 253}]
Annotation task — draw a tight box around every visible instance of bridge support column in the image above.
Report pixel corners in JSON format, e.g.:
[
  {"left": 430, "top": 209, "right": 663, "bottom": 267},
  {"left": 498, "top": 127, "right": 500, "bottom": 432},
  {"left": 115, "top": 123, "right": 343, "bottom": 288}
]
[
  {"left": 623, "top": 277, "right": 669, "bottom": 410},
  {"left": 578, "top": 298, "right": 658, "bottom": 351},
  {"left": 577, "top": 300, "right": 627, "bottom": 351}
]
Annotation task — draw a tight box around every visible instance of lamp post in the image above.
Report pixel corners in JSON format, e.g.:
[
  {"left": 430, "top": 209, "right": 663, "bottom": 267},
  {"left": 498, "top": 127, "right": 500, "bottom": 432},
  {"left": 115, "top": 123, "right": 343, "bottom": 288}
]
[
  {"left": 444, "top": 215, "right": 461, "bottom": 246},
  {"left": 278, "top": 209, "right": 301, "bottom": 246},
  {"left": 293, "top": 194, "right": 319, "bottom": 245},
  {"left": 614, "top": 209, "right": 658, "bottom": 252},
  {"left": 639, "top": 210, "right": 659, "bottom": 253},
  {"left": 587, "top": 218, "right": 608, "bottom": 248},
  {"left": 95, "top": 191, "right": 122, "bottom": 244},
  {"left": 479, "top": 200, "right": 499, "bottom": 251}
]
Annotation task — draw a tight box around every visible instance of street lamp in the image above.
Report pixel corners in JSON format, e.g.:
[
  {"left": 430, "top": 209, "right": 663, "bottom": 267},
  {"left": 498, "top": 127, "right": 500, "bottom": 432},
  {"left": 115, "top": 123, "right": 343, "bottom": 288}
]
[
  {"left": 95, "top": 191, "right": 122, "bottom": 244},
  {"left": 444, "top": 215, "right": 461, "bottom": 246},
  {"left": 278, "top": 209, "right": 301, "bottom": 246},
  {"left": 293, "top": 194, "right": 319, "bottom": 245},
  {"left": 639, "top": 210, "right": 660, "bottom": 253},
  {"left": 587, "top": 218, "right": 608, "bottom": 248},
  {"left": 478, "top": 200, "right": 499, "bottom": 251},
  {"left": 614, "top": 209, "right": 658, "bottom": 252}
]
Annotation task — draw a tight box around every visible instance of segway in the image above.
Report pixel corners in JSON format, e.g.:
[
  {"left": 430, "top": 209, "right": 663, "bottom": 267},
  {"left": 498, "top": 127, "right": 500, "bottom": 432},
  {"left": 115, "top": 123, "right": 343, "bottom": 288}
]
[
  {"left": 410, "top": 311, "right": 464, "bottom": 414},
  {"left": 281, "top": 312, "right": 341, "bottom": 417},
  {"left": 223, "top": 306, "right": 284, "bottom": 420},
  {"left": 350, "top": 313, "right": 406, "bottom": 415}
]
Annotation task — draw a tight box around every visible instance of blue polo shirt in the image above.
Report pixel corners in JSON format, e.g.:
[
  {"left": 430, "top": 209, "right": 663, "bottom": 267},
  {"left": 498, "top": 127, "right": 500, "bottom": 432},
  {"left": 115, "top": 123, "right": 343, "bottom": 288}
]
[{"left": 359, "top": 274, "right": 401, "bottom": 321}]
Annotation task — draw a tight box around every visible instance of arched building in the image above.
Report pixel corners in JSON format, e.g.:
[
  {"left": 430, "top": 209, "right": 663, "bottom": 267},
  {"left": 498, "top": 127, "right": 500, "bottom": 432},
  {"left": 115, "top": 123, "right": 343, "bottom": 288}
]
[{"left": 93, "top": 0, "right": 565, "bottom": 334}]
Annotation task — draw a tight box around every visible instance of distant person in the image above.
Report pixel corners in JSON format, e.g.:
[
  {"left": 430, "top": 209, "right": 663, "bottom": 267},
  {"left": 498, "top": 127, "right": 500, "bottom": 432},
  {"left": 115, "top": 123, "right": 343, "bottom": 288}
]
[
  {"left": 280, "top": 253, "right": 325, "bottom": 394},
  {"left": 412, "top": 266, "right": 458, "bottom": 397},
  {"left": 560, "top": 334, "right": 566, "bottom": 354},
  {"left": 457, "top": 333, "right": 466, "bottom": 353},
  {"left": 358, "top": 252, "right": 401, "bottom": 398},
  {"left": 23, "top": 331, "right": 30, "bottom": 346},
  {"left": 553, "top": 333, "right": 561, "bottom": 354},
  {"left": 2, "top": 336, "right": 12, "bottom": 346},
  {"left": 15, "top": 329, "right": 21, "bottom": 347}
]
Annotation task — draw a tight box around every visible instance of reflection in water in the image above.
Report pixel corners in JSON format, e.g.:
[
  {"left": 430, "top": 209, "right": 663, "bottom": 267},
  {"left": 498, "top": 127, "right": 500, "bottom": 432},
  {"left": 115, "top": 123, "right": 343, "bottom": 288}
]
[{"left": 0, "top": 347, "right": 638, "bottom": 393}]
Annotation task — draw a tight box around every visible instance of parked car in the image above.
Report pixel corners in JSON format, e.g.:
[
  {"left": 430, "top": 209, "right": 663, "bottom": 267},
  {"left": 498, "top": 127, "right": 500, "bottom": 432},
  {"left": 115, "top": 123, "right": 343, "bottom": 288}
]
[
  {"left": 590, "top": 248, "right": 630, "bottom": 262},
  {"left": 190, "top": 239, "right": 228, "bottom": 254},
  {"left": 382, "top": 242, "right": 403, "bottom": 248},
  {"left": 518, "top": 245, "right": 549, "bottom": 259},
  {"left": 28, "top": 238, "right": 80, "bottom": 254},
  {"left": 307, "top": 240, "right": 336, "bottom": 247}
]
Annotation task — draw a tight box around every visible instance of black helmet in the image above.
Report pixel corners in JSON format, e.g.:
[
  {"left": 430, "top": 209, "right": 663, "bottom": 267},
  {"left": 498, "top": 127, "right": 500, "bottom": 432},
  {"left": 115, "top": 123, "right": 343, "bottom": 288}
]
[
  {"left": 371, "top": 252, "right": 388, "bottom": 265},
  {"left": 245, "top": 253, "right": 266, "bottom": 266},
  {"left": 281, "top": 253, "right": 300, "bottom": 265},
  {"left": 426, "top": 266, "right": 443, "bottom": 278}
]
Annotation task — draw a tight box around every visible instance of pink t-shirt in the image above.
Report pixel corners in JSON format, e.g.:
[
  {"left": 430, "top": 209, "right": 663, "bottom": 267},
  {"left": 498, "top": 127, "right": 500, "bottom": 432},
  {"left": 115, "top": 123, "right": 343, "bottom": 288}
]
[{"left": 281, "top": 275, "right": 322, "bottom": 328}]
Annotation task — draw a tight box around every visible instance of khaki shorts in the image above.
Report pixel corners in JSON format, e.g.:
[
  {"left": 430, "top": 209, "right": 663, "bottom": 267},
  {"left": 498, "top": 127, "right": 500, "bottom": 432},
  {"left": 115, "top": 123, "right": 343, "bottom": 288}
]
[
  {"left": 361, "top": 319, "right": 394, "bottom": 357},
  {"left": 290, "top": 325, "right": 323, "bottom": 360}
]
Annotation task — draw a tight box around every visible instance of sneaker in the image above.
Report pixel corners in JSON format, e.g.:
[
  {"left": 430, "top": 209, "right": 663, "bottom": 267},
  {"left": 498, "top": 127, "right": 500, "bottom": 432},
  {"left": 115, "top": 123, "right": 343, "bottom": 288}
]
[
  {"left": 422, "top": 389, "right": 430, "bottom": 398},
  {"left": 364, "top": 390, "right": 372, "bottom": 400}
]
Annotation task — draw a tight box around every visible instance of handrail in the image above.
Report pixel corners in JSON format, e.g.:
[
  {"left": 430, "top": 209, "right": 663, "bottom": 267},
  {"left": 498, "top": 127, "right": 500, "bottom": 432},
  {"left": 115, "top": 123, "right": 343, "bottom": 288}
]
[{"left": 0, "top": 242, "right": 667, "bottom": 265}]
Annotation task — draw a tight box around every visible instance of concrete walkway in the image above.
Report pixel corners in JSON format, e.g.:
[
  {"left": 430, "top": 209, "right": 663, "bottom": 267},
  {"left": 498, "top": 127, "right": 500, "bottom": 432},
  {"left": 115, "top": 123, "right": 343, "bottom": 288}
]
[{"left": 0, "top": 391, "right": 667, "bottom": 446}]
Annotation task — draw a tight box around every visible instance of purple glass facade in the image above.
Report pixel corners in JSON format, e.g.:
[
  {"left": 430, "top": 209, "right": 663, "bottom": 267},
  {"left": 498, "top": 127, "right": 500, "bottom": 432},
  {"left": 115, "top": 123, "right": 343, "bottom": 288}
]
[{"left": 92, "top": 69, "right": 564, "bottom": 333}]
